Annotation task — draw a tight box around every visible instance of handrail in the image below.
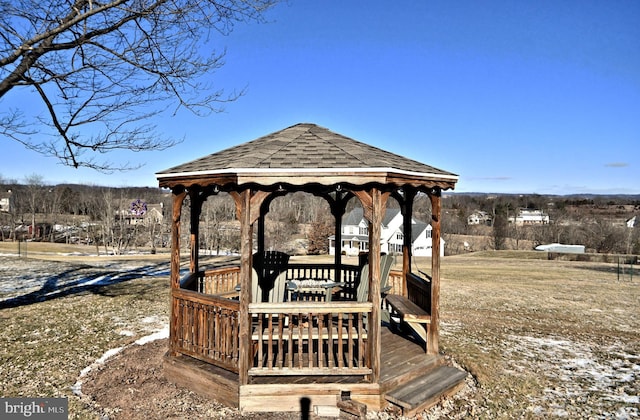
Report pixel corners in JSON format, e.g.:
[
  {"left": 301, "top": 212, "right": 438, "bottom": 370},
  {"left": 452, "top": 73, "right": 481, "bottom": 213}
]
[{"left": 249, "top": 301, "right": 372, "bottom": 313}]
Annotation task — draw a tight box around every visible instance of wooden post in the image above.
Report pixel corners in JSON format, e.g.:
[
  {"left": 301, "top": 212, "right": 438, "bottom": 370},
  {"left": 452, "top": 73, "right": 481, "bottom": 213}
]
[
  {"left": 169, "top": 188, "right": 186, "bottom": 356},
  {"left": 333, "top": 210, "right": 342, "bottom": 282},
  {"left": 352, "top": 188, "right": 389, "bottom": 382},
  {"left": 428, "top": 188, "right": 441, "bottom": 355},
  {"left": 189, "top": 191, "right": 203, "bottom": 275},
  {"left": 255, "top": 192, "right": 273, "bottom": 258},
  {"left": 330, "top": 196, "right": 347, "bottom": 283},
  {"left": 257, "top": 205, "right": 265, "bottom": 257},
  {"left": 170, "top": 188, "right": 187, "bottom": 289},
  {"left": 401, "top": 187, "right": 416, "bottom": 298},
  {"left": 367, "top": 187, "right": 388, "bottom": 384},
  {"left": 237, "top": 189, "right": 253, "bottom": 386}
]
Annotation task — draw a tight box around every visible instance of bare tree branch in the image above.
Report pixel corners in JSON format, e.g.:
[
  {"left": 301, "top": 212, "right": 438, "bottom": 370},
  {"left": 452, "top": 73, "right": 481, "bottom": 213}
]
[{"left": 0, "top": 0, "right": 277, "bottom": 171}]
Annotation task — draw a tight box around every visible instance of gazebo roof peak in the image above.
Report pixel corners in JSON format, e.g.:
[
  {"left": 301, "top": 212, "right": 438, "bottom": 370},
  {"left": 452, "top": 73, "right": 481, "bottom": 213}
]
[{"left": 157, "top": 123, "right": 458, "bottom": 189}]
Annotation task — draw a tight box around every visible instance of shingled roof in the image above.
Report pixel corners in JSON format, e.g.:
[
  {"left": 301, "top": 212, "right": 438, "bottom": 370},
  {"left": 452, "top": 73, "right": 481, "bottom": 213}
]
[{"left": 156, "top": 123, "right": 458, "bottom": 189}]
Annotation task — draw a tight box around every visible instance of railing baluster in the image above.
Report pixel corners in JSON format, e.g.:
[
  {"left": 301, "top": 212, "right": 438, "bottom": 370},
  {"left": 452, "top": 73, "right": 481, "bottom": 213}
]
[
  {"left": 257, "top": 315, "right": 264, "bottom": 368},
  {"left": 327, "top": 313, "right": 334, "bottom": 368},
  {"left": 287, "top": 312, "right": 294, "bottom": 368},
  {"left": 276, "top": 315, "right": 284, "bottom": 368},
  {"left": 267, "top": 315, "right": 274, "bottom": 369},
  {"left": 337, "top": 313, "right": 344, "bottom": 368},
  {"left": 358, "top": 312, "right": 365, "bottom": 368},
  {"left": 318, "top": 313, "right": 324, "bottom": 367}
]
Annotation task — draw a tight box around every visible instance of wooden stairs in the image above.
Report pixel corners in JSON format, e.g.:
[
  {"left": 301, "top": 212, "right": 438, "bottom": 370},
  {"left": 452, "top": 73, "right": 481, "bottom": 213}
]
[
  {"left": 376, "top": 324, "right": 468, "bottom": 417},
  {"left": 384, "top": 365, "right": 468, "bottom": 417}
]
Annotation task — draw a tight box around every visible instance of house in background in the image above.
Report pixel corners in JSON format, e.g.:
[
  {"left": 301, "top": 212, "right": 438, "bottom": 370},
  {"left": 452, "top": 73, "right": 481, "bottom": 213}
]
[
  {"left": 467, "top": 210, "right": 492, "bottom": 226},
  {"left": 328, "top": 208, "right": 445, "bottom": 257},
  {"left": 0, "top": 190, "right": 13, "bottom": 213},
  {"left": 508, "top": 209, "right": 550, "bottom": 225},
  {"left": 115, "top": 199, "right": 165, "bottom": 226}
]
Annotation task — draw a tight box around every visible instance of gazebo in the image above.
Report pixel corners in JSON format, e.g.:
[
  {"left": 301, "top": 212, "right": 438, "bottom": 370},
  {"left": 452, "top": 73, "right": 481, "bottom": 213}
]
[{"left": 156, "top": 123, "right": 465, "bottom": 415}]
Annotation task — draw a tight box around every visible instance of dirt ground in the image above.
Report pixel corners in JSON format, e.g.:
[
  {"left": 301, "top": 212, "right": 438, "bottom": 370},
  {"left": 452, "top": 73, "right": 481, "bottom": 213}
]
[
  {"left": 78, "top": 335, "right": 462, "bottom": 420},
  {"left": 80, "top": 338, "right": 302, "bottom": 420}
]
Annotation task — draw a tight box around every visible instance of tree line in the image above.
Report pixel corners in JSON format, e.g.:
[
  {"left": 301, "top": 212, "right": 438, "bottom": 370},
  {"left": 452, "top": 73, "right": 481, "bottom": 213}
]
[
  {"left": 441, "top": 193, "right": 640, "bottom": 255},
  {"left": 2, "top": 175, "right": 639, "bottom": 256}
]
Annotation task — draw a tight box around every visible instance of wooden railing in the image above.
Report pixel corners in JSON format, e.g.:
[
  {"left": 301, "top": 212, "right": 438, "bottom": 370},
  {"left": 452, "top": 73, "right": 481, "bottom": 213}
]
[
  {"left": 172, "top": 288, "right": 240, "bottom": 372},
  {"left": 179, "top": 267, "right": 241, "bottom": 295},
  {"left": 286, "top": 263, "right": 360, "bottom": 300},
  {"left": 248, "top": 301, "right": 372, "bottom": 377},
  {"left": 386, "top": 269, "right": 404, "bottom": 296},
  {"left": 285, "top": 263, "right": 360, "bottom": 284},
  {"left": 194, "top": 263, "right": 362, "bottom": 299},
  {"left": 171, "top": 265, "right": 423, "bottom": 377},
  {"left": 199, "top": 266, "right": 241, "bottom": 295}
]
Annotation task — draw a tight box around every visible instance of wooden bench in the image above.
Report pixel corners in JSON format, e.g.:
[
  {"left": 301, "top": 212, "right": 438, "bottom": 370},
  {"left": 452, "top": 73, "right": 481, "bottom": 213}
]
[{"left": 385, "top": 294, "right": 431, "bottom": 353}]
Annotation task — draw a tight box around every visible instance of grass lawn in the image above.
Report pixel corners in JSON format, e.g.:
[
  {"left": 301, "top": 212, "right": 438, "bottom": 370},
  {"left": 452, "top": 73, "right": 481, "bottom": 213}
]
[
  {"left": 437, "top": 252, "right": 638, "bottom": 418},
  {"left": 0, "top": 246, "right": 637, "bottom": 419}
]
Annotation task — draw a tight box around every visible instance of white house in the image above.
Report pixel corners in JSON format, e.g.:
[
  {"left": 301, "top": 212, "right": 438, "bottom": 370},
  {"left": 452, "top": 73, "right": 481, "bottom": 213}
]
[
  {"left": 0, "top": 190, "right": 12, "bottom": 213},
  {"left": 508, "top": 209, "right": 550, "bottom": 225},
  {"left": 328, "top": 208, "right": 444, "bottom": 257},
  {"left": 115, "top": 200, "right": 164, "bottom": 226},
  {"left": 467, "top": 210, "right": 492, "bottom": 225}
]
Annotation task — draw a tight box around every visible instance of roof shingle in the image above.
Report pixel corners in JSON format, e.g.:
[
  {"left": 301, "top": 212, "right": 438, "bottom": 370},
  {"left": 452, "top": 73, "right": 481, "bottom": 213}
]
[{"left": 156, "top": 123, "right": 457, "bottom": 177}]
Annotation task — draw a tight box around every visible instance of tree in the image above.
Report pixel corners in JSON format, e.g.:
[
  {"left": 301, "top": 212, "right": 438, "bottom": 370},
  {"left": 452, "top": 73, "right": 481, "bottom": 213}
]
[
  {"left": 307, "top": 216, "right": 333, "bottom": 255},
  {"left": 491, "top": 201, "right": 510, "bottom": 250},
  {"left": 0, "top": 0, "right": 276, "bottom": 171},
  {"left": 582, "top": 217, "right": 625, "bottom": 254},
  {"left": 24, "top": 174, "right": 45, "bottom": 239},
  {"left": 201, "top": 193, "right": 236, "bottom": 255}
]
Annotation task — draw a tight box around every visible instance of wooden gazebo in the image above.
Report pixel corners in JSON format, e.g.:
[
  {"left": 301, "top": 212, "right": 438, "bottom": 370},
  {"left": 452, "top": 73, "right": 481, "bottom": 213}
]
[{"left": 156, "top": 123, "right": 465, "bottom": 415}]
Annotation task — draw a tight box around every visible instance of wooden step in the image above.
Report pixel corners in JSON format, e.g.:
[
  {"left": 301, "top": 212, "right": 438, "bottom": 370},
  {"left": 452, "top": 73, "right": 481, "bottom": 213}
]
[{"left": 385, "top": 365, "right": 468, "bottom": 417}]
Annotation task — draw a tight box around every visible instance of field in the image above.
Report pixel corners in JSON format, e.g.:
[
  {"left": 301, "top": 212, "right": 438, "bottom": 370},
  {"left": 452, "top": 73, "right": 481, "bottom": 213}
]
[{"left": 0, "top": 242, "right": 638, "bottom": 419}]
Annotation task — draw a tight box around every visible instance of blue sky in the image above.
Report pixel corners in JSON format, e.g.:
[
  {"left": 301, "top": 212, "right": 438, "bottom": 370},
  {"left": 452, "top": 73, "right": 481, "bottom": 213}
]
[{"left": 2, "top": 0, "right": 639, "bottom": 195}]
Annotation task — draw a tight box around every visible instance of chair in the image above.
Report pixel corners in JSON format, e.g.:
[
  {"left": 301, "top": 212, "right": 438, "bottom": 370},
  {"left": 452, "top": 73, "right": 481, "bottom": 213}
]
[
  {"left": 251, "top": 268, "right": 288, "bottom": 303},
  {"left": 252, "top": 251, "right": 289, "bottom": 303},
  {"left": 356, "top": 254, "right": 394, "bottom": 324},
  {"left": 356, "top": 254, "right": 393, "bottom": 302}
]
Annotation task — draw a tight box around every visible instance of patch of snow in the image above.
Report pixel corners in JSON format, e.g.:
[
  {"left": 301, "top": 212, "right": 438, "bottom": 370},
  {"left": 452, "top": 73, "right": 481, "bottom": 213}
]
[
  {"left": 0, "top": 257, "right": 177, "bottom": 302},
  {"left": 141, "top": 315, "right": 160, "bottom": 324},
  {"left": 135, "top": 327, "right": 169, "bottom": 345},
  {"left": 82, "top": 275, "right": 110, "bottom": 286},
  {"left": 504, "top": 334, "right": 639, "bottom": 418},
  {"left": 72, "top": 346, "right": 125, "bottom": 396}
]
